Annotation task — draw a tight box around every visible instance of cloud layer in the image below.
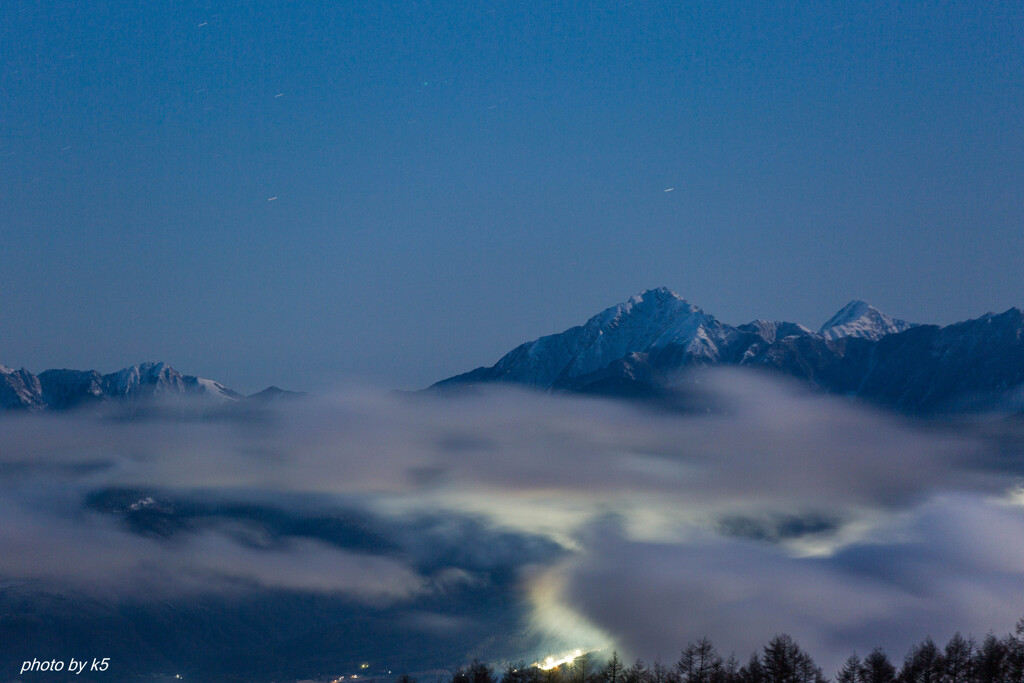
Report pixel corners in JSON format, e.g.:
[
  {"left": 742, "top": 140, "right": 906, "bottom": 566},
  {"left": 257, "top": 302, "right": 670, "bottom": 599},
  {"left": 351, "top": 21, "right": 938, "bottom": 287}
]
[{"left": 2, "top": 369, "right": 1022, "bottom": 672}]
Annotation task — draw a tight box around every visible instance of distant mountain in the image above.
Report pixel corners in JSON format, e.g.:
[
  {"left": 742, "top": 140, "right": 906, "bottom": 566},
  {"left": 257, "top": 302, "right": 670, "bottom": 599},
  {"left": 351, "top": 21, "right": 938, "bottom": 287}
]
[
  {"left": 434, "top": 288, "right": 1024, "bottom": 415},
  {"left": 0, "top": 362, "right": 298, "bottom": 413},
  {"left": 247, "top": 385, "right": 309, "bottom": 403},
  {"left": 7, "top": 290, "right": 1023, "bottom": 416},
  {"left": 0, "top": 364, "right": 46, "bottom": 411},
  {"left": 442, "top": 288, "right": 738, "bottom": 389},
  {"left": 819, "top": 299, "right": 916, "bottom": 341}
]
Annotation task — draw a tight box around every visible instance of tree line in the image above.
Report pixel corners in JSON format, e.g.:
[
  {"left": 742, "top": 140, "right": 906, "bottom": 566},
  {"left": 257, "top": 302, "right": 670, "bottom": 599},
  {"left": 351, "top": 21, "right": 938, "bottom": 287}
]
[{"left": 403, "top": 620, "right": 1024, "bottom": 683}]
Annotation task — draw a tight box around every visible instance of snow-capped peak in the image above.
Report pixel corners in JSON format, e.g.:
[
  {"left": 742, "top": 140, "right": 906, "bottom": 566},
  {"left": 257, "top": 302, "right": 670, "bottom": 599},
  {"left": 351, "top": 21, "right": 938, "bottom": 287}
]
[
  {"left": 103, "top": 362, "right": 185, "bottom": 397},
  {"left": 821, "top": 300, "right": 872, "bottom": 328},
  {"left": 627, "top": 286, "right": 688, "bottom": 306},
  {"left": 589, "top": 288, "right": 704, "bottom": 335},
  {"left": 100, "top": 362, "right": 241, "bottom": 402},
  {"left": 1, "top": 361, "right": 252, "bottom": 412},
  {"left": 0, "top": 364, "right": 45, "bottom": 411},
  {"left": 482, "top": 288, "right": 735, "bottom": 387},
  {"left": 820, "top": 300, "right": 915, "bottom": 341}
]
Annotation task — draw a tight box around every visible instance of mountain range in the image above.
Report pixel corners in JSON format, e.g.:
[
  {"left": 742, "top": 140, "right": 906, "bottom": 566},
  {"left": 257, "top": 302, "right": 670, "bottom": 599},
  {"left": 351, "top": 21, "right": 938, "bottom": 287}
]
[
  {"left": 434, "top": 288, "right": 1024, "bottom": 415},
  {"left": 0, "top": 361, "right": 300, "bottom": 413},
  {"left": 4, "top": 289, "right": 1023, "bottom": 415}
]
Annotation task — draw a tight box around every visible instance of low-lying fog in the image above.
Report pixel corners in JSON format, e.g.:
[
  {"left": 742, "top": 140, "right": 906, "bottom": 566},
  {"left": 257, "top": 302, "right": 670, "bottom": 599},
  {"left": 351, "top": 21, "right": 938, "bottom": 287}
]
[{"left": 3, "top": 369, "right": 1024, "bottom": 675}]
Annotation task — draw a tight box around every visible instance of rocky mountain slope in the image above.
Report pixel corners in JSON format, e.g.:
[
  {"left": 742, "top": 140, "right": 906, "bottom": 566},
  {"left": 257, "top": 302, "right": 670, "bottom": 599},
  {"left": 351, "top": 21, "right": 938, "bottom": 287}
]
[
  {"left": 434, "top": 288, "right": 1024, "bottom": 414},
  {"left": 0, "top": 361, "right": 297, "bottom": 413}
]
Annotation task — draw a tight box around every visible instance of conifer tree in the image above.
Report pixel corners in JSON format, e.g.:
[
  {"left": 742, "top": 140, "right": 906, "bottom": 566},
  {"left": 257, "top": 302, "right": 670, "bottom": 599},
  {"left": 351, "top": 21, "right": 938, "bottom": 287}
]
[
  {"left": 899, "top": 638, "right": 944, "bottom": 683},
  {"left": 678, "top": 638, "right": 724, "bottom": 683},
  {"left": 603, "top": 652, "right": 626, "bottom": 683},
  {"left": 974, "top": 634, "right": 1008, "bottom": 683},
  {"left": 625, "top": 659, "right": 650, "bottom": 683},
  {"left": 1005, "top": 620, "right": 1024, "bottom": 683},
  {"left": 837, "top": 654, "right": 863, "bottom": 683},
  {"left": 944, "top": 634, "right": 975, "bottom": 683},
  {"left": 862, "top": 649, "right": 896, "bottom": 683},
  {"left": 652, "top": 657, "right": 679, "bottom": 683},
  {"left": 761, "top": 635, "right": 824, "bottom": 683},
  {"left": 572, "top": 653, "right": 598, "bottom": 683},
  {"left": 718, "top": 654, "right": 741, "bottom": 683},
  {"left": 740, "top": 653, "right": 765, "bottom": 683}
]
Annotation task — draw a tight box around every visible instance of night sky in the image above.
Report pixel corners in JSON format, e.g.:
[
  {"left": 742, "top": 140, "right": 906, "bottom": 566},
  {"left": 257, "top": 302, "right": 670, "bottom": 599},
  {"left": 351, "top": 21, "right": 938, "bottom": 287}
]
[{"left": 2, "top": 1, "right": 1022, "bottom": 393}]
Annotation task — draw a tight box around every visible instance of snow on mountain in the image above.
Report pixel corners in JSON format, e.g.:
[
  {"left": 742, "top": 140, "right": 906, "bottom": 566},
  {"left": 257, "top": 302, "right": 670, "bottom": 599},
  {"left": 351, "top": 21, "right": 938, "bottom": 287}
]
[
  {"left": 102, "top": 362, "right": 188, "bottom": 397},
  {"left": 99, "top": 362, "right": 242, "bottom": 403},
  {"left": 737, "top": 320, "right": 813, "bottom": 343},
  {"left": 0, "top": 364, "right": 46, "bottom": 411},
  {"left": 4, "top": 291, "right": 1020, "bottom": 416},
  {"left": 193, "top": 377, "right": 243, "bottom": 402},
  {"left": 819, "top": 300, "right": 916, "bottom": 341},
  {"left": 0, "top": 362, "right": 248, "bottom": 412},
  {"left": 434, "top": 289, "right": 1024, "bottom": 414},
  {"left": 456, "top": 287, "right": 739, "bottom": 389}
]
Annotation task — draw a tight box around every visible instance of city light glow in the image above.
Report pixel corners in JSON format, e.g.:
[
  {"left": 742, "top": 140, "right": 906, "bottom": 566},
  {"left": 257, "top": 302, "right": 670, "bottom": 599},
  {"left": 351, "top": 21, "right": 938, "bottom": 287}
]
[{"left": 534, "top": 649, "right": 585, "bottom": 671}]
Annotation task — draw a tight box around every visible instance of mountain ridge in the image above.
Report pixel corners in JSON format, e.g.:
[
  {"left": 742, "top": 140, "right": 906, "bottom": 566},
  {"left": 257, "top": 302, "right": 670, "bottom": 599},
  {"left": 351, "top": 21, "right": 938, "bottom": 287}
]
[
  {"left": 0, "top": 361, "right": 299, "bottom": 413},
  {"left": 5, "top": 290, "right": 1022, "bottom": 415},
  {"left": 433, "top": 288, "right": 1024, "bottom": 414}
]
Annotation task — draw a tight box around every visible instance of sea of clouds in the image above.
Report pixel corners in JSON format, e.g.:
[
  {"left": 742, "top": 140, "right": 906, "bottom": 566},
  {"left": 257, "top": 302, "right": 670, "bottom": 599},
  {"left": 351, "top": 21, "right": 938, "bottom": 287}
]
[{"left": 3, "top": 368, "right": 1024, "bottom": 673}]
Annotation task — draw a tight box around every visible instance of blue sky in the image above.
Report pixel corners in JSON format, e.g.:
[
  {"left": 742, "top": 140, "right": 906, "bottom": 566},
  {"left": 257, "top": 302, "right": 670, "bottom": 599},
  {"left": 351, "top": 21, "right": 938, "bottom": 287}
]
[{"left": 2, "top": 0, "right": 1021, "bottom": 392}]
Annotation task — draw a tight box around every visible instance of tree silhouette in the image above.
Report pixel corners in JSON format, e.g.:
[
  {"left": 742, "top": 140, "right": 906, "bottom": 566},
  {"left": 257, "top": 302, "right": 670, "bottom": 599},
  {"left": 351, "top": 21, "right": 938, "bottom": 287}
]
[
  {"left": 570, "top": 653, "right": 599, "bottom": 683},
  {"left": 477, "top": 614, "right": 1024, "bottom": 683},
  {"left": 974, "top": 634, "right": 1008, "bottom": 683},
  {"left": 678, "top": 638, "right": 724, "bottom": 683},
  {"left": 1005, "top": 621, "right": 1024, "bottom": 683},
  {"left": 739, "top": 652, "right": 765, "bottom": 683},
  {"left": 624, "top": 659, "right": 650, "bottom": 683},
  {"left": 504, "top": 662, "right": 543, "bottom": 683},
  {"left": 900, "top": 638, "right": 944, "bottom": 683},
  {"left": 761, "top": 635, "right": 825, "bottom": 683},
  {"left": 837, "top": 654, "right": 864, "bottom": 683},
  {"left": 455, "top": 660, "right": 497, "bottom": 683},
  {"left": 603, "top": 652, "right": 626, "bottom": 683},
  {"left": 719, "top": 654, "right": 741, "bottom": 683},
  {"left": 652, "top": 657, "right": 679, "bottom": 683},
  {"left": 944, "top": 634, "right": 976, "bottom": 683},
  {"left": 862, "top": 649, "right": 897, "bottom": 683}
]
